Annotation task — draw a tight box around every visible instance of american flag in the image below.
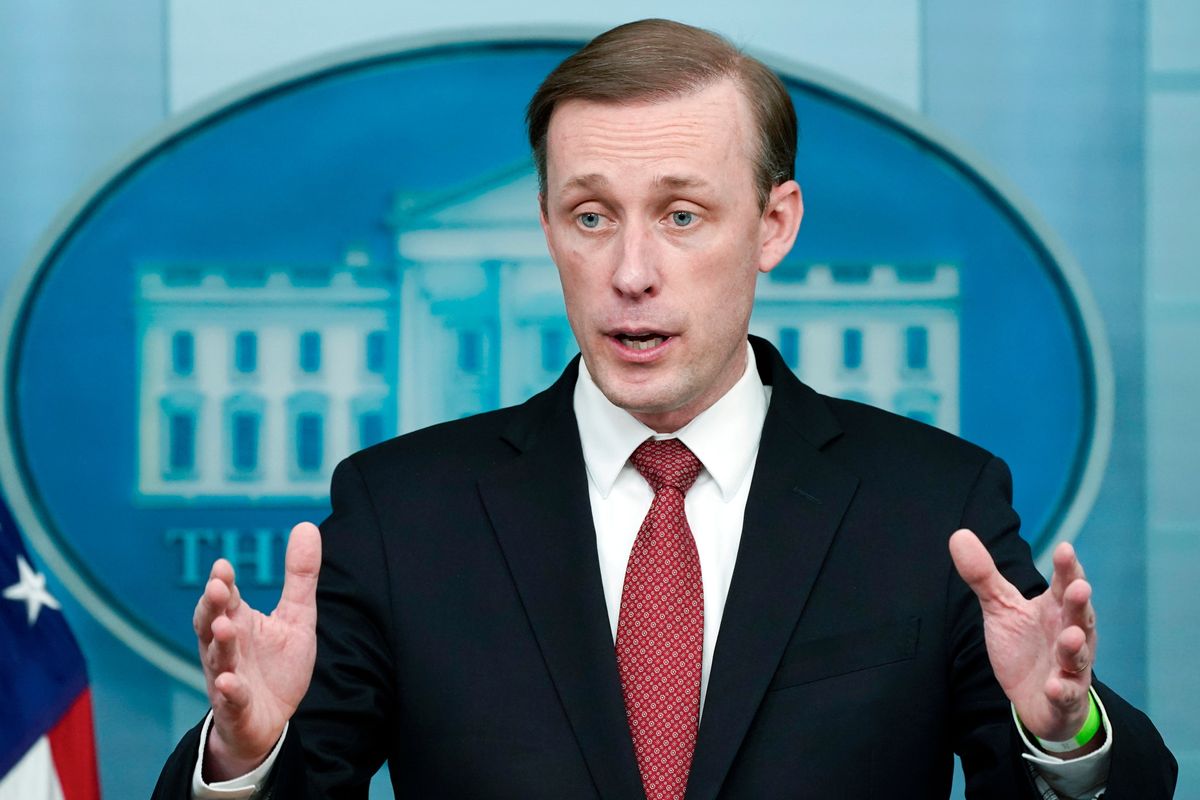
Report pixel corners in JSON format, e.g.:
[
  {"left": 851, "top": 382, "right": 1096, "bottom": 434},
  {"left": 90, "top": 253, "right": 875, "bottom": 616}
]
[{"left": 0, "top": 492, "right": 100, "bottom": 799}]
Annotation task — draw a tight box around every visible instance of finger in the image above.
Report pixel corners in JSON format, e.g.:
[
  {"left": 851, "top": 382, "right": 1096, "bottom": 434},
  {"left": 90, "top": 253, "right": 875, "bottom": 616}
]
[
  {"left": 1055, "top": 624, "right": 1092, "bottom": 677},
  {"left": 215, "top": 556, "right": 244, "bottom": 617},
  {"left": 1050, "top": 541, "right": 1086, "bottom": 603},
  {"left": 1061, "top": 578, "right": 1096, "bottom": 637},
  {"left": 948, "top": 529, "right": 1024, "bottom": 608},
  {"left": 227, "top": 579, "right": 242, "bottom": 614},
  {"left": 210, "top": 557, "right": 236, "bottom": 586},
  {"left": 1044, "top": 675, "right": 1090, "bottom": 718},
  {"left": 213, "top": 670, "right": 251, "bottom": 713},
  {"left": 193, "top": 573, "right": 232, "bottom": 647},
  {"left": 207, "top": 611, "right": 240, "bottom": 677},
  {"left": 278, "top": 522, "right": 322, "bottom": 613},
  {"left": 193, "top": 558, "right": 236, "bottom": 637}
]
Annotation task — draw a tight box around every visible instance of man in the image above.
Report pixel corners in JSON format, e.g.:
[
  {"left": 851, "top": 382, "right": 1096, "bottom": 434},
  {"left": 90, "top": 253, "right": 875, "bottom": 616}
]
[{"left": 154, "top": 19, "right": 1175, "bottom": 799}]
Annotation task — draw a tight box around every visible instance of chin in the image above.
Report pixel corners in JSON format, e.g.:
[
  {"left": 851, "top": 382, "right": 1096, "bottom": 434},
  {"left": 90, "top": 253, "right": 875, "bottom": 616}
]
[
  {"left": 592, "top": 376, "right": 663, "bottom": 413},
  {"left": 604, "top": 381, "right": 689, "bottom": 419},
  {"left": 588, "top": 355, "right": 692, "bottom": 412}
]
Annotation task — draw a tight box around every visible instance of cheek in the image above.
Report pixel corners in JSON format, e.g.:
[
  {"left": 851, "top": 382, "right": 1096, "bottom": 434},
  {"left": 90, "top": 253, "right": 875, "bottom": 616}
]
[
  {"left": 700, "top": 250, "right": 758, "bottom": 302},
  {"left": 559, "top": 246, "right": 610, "bottom": 292},
  {"left": 691, "top": 260, "right": 759, "bottom": 339},
  {"left": 556, "top": 260, "right": 600, "bottom": 323}
]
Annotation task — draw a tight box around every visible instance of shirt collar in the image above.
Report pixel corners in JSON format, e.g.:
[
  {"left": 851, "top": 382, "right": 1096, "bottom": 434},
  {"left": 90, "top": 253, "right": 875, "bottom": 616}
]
[{"left": 573, "top": 342, "right": 769, "bottom": 502}]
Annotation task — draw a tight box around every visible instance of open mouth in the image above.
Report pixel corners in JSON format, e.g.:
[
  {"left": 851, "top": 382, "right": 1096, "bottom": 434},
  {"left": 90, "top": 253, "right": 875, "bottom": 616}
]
[{"left": 615, "top": 332, "right": 670, "bottom": 351}]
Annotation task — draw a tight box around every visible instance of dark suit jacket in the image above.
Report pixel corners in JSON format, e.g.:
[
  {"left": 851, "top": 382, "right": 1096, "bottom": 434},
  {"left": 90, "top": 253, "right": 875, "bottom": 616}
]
[{"left": 155, "top": 337, "right": 1175, "bottom": 799}]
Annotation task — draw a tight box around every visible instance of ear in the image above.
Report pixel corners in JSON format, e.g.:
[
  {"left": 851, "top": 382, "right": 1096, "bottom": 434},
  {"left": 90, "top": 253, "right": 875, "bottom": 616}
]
[{"left": 757, "top": 180, "right": 803, "bottom": 275}]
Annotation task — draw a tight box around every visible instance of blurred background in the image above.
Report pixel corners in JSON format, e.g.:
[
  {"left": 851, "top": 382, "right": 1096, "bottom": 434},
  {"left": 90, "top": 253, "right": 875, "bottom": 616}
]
[{"left": 0, "top": 1, "right": 1196, "bottom": 797}]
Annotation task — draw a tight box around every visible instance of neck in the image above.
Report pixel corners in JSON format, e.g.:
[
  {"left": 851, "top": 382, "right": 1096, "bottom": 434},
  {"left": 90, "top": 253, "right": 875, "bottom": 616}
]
[{"left": 628, "top": 345, "right": 750, "bottom": 434}]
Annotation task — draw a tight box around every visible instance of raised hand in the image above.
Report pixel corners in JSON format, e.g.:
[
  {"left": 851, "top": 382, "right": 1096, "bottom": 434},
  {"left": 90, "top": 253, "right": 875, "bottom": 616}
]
[
  {"left": 193, "top": 521, "right": 322, "bottom": 779},
  {"left": 949, "top": 529, "right": 1100, "bottom": 751}
]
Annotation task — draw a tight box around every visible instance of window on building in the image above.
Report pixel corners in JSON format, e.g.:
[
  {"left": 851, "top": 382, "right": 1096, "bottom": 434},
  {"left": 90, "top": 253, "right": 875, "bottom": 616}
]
[
  {"left": 296, "top": 412, "right": 323, "bottom": 473},
  {"left": 160, "top": 393, "right": 202, "bottom": 481},
  {"left": 769, "top": 261, "right": 810, "bottom": 283},
  {"left": 365, "top": 330, "right": 386, "bottom": 374},
  {"left": 231, "top": 411, "right": 260, "bottom": 474},
  {"left": 299, "top": 331, "right": 321, "bottom": 373},
  {"left": 541, "top": 328, "right": 566, "bottom": 373},
  {"left": 351, "top": 393, "right": 388, "bottom": 451},
  {"left": 286, "top": 393, "right": 328, "bottom": 481},
  {"left": 779, "top": 327, "right": 800, "bottom": 370},
  {"left": 171, "top": 331, "right": 194, "bottom": 376},
  {"left": 234, "top": 331, "right": 257, "bottom": 374},
  {"left": 292, "top": 266, "right": 332, "bottom": 287},
  {"left": 832, "top": 264, "right": 872, "bottom": 284},
  {"left": 227, "top": 266, "right": 268, "bottom": 288},
  {"left": 458, "top": 329, "right": 482, "bottom": 374},
  {"left": 896, "top": 264, "right": 937, "bottom": 283},
  {"left": 167, "top": 412, "right": 195, "bottom": 474},
  {"left": 905, "top": 326, "right": 929, "bottom": 371},
  {"left": 894, "top": 388, "right": 939, "bottom": 428},
  {"left": 359, "top": 411, "right": 385, "bottom": 449},
  {"left": 163, "top": 266, "right": 203, "bottom": 286},
  {"left": 843, "top": 328, "right": 863, "bottom": 370}
]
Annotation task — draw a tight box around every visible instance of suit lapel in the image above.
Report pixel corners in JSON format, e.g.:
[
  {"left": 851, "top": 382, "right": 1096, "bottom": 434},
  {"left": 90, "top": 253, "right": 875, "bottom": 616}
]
[
  {"left": 686, "top": 339, "right": 859, "bottom": 800},
  {"left": 478, "top": 342, "right": 859, "bottom": 800},
  {"left": 477, "top": 362, "right": 644, "bottom": 800}
]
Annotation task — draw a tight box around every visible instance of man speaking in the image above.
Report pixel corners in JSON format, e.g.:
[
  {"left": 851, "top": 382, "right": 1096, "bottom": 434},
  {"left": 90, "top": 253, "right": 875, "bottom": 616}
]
[{"left": 154, "top": 18, "right": 1176, "bottom": 799}]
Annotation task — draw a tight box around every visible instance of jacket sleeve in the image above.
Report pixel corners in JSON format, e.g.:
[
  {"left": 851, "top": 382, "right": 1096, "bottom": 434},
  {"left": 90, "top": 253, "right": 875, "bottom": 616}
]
[
  {"left": 279, "top": 455, "right": 397, "bottom": 796},
  {"left": 151, "top": 455, "right": 397, "bottom": 799},
  {"left": 947, "top": 456, "right": 1177, "bottom": 798}
]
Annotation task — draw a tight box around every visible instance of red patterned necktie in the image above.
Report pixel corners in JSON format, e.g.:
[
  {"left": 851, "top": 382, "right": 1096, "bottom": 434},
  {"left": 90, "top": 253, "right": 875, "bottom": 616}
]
[{"left": 615, "top": 438, "right": 704, "bottom": 800}]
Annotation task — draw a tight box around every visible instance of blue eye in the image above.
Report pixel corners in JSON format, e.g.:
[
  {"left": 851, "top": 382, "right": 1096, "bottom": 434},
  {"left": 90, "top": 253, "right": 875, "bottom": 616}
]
[
  {"left": 671, "top": 210, "right": 695, "bottom": 227},
  {"left": 578, "top": 212, "right": 601, "bottom": 229}
]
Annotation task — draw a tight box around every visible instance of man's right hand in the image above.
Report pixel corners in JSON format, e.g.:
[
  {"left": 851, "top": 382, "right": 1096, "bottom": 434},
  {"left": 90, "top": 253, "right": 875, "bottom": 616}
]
[{"left": 192, "top": 521, "right": 322, "bottom": 781}]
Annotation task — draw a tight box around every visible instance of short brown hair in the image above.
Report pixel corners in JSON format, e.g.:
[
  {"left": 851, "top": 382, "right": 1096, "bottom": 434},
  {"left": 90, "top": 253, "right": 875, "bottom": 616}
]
[{"left": 526, "top": 18, "right": 797, "bottom": 209}]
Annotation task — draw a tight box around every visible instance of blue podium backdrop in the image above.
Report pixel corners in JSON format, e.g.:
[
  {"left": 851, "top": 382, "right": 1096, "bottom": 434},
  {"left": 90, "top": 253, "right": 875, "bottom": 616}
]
[
  {"left": 9, "top": 4, "right": 1200, "bottom": 795},
  {"left": 2, "top": 38, "right": 1106, "bottom": 689}
]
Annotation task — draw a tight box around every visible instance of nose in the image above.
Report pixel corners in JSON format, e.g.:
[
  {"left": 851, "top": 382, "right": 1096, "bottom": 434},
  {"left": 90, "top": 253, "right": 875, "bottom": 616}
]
[{"left": 611, "top": 225, "right": 659, "bottom": 299}]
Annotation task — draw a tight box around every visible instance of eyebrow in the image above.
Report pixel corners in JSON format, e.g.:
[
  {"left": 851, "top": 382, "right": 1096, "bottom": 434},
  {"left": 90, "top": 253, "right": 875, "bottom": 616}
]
[
  {"left": 653, "top": 174, "right": 711, "bottom": 190},
  {"left": 561, "top": 173, "right": 610, "bottom": 192},
  {"left": 559, "top": 173, "right": 712, "bottom": 192}
]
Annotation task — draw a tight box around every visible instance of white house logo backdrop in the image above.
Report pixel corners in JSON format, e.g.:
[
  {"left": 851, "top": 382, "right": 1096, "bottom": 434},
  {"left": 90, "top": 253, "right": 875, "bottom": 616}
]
[{"left": 0, "top": 36, "right": 1109, "bottom": 685}]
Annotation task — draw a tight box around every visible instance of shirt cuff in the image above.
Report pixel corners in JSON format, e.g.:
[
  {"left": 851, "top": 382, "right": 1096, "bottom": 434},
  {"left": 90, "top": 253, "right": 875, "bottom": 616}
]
[
  {"left": 191, "top": 710, "right": 288, "bottom": 799},
  {"left": 1013, "top": 688, "right": 1112, "bottom": 799}
]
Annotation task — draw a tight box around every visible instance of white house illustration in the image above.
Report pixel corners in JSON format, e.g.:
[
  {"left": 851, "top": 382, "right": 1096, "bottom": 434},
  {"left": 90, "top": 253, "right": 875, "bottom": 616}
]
[
  {"left": 387, "top": 163, "right": 570, "bottom": 433},
  {"left": 750, "top": 260, "right": 960, "bottom": 432},
  {"left": 135, "top": 252, "right": 395, "bottom": 503},
  {"left": 135, "top": 163, "right": 959, "bottom": 504}
]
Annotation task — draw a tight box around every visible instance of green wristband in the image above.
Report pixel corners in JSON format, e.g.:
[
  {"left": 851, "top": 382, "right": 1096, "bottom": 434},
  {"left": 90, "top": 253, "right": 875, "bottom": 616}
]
[{"left": 1035, "top": 691, "right": 1101, "bottom": 754}]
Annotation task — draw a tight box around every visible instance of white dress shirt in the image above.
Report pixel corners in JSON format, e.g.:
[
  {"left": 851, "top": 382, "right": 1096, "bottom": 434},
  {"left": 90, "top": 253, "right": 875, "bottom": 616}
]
[
  {"left": 194, "top": 343, "right": 1110, "bottom": 798},
  {"left": 574, "top": 343, "right": 770, "bottom": 713}
]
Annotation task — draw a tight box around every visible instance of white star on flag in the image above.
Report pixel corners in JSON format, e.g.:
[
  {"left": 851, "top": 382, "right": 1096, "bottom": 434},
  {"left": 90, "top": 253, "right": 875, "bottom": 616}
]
[{"left": 3, "top": 553, "right": 61, "bottom": 625}]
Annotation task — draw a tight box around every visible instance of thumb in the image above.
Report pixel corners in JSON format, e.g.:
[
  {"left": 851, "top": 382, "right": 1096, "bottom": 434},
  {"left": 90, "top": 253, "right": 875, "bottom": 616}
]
[
  {"left": 278, "top": 522, "right": 322, "bottom": 612},
  {"left": 949, "top": 528, "right": 1020, "bottom": 607}
]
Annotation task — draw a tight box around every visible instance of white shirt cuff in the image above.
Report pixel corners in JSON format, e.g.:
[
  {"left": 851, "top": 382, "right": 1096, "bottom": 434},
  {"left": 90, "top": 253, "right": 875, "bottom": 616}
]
[
  {"left": 191, "top": 710, "right": 288, "bottom": 799},
  {"left": 1013, "top": 688, "right": 1112, "bottom": 799}
]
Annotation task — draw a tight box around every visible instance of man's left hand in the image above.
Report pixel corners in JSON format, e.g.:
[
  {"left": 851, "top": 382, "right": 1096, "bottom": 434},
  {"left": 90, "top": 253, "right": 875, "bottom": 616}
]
[{"left": 949, "top": 529, "right": 1099, "bottom": 749}]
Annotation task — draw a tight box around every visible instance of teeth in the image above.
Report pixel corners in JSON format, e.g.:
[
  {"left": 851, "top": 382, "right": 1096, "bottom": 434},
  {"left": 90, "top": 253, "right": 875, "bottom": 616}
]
[{"left": 620, "top": 335, "right": 665, "bottom": 351}]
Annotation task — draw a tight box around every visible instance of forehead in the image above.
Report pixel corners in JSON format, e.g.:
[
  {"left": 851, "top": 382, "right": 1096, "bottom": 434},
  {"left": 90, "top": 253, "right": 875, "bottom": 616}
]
[{"left": 543, "top": 79, "right": 756, "bottom": 184}]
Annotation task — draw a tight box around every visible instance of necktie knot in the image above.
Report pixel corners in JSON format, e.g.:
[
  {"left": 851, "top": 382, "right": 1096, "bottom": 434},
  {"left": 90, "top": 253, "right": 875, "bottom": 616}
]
[{"left": 631, "top": 438, "right": 702, "bottom": 494}]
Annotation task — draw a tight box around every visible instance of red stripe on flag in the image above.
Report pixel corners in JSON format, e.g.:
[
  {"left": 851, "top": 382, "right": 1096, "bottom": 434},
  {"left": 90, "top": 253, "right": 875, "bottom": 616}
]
[{"left": 47, "top": 688, "right": 101, "bottom": 800}]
